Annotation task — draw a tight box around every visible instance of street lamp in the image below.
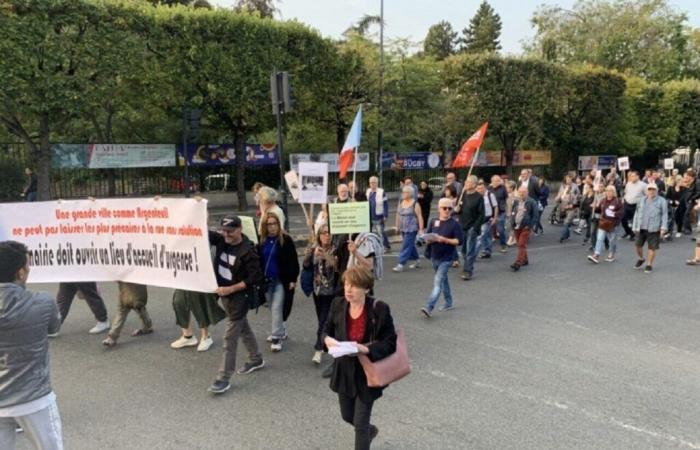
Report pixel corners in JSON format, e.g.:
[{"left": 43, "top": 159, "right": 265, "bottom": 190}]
[{"left": 378, "top": 0, "right": 385, "bottom": 187}]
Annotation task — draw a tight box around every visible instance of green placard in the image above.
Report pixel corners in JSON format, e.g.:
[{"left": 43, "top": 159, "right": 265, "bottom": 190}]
[
  {"left": 328, "top": 202, "right": 370, "bottom": 235},
  {"left": 240, "top": 216, "right": 259, "bottom": 244}
]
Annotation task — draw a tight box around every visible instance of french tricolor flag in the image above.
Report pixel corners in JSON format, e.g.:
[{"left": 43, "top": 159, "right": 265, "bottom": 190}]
[{"left": 339, "top": 105, "right": 363, "bottom": 179}]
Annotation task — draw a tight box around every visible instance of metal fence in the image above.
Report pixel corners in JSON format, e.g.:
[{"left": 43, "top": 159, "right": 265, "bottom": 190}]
[{"left": 1, "top": 143, "right": 524, "bottom": 200}]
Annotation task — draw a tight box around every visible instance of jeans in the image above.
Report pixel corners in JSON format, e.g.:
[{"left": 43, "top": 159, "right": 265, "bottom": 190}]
[
  {"left": 0, "top": 395, "right": 63, "bottom": 450},
  {"left": 589, "top": 219, "right": 599, "bottom": 249},
  {"left": 267, "top": 280, "right": 286, "bottom": 338},
  {"left": 476, "top": 220, "right": 493, "bottom": 256},
  {"left": 594, "top": 227, "right": 618, "bottom": 256},
  {"left": 496, "top": 213, "right": 507, "bottom": 246},
  {"left": 371, "top": 220, "right": 390, "bottom": 249},
  {"left": 514, "top": 227, "right": 530, "bottom": 265},
  {"left": 313, "top": 294, "right": 333, "bottom": 351},
  {"left": 462, "top": 228, "right": 478, "bottom": 274},
  {"left": 560, "top": 210, "right": 575, "bottom": 240},
  {"left": 56, "top": 282, "right": 108, "bottom": 323},
  {"left": 218, "top": 294, "right": 262, "bottom": 380},
  {"left": 338, "top": 393, "right": 375, "bottom": 450},
  {"left": 398, "top": 230, "right": 419, "bottom": 265},
  {"left": 425, "top": 259, "right": 453, "bottom": 311}
]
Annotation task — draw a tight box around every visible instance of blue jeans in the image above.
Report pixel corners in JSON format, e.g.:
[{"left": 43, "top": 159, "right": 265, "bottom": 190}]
[
  {"left": 267, "top": 279, "right": 286, "bottom": 338},
  {"left": 476, "top": 220, "right": 493, "bottom": 256},
  {"left": 594, "top": 227, "right": 618, "bottom": 256},
  {"left": 371, "top": 219, "right": 390, "bottom": 249},
  {"left": 496, "top": 213, "right": 507, "bottom": 246},
  {"left": 425, "top": 259, "right": 453, "bottom": 311},
  {"left": 462, "top": 228, "right": 478, "bottom": 274},
  {"left": 398, "top": 230, "right": 419, "bottom": 265}
]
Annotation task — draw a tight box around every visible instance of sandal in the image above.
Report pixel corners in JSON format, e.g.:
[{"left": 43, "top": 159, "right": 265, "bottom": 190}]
[
  {"left": 102, "top": 336, "right": 117, "bottom": 347},
  {"left": 131, "top": 328, "right": 154, "bottom": 337},
  {"left": 686, "top": 259, "right": 700, "bottom": 266}
]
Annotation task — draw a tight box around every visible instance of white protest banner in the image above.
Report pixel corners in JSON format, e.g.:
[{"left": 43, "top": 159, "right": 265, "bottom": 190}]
[
  {"left": 290, "top": 153, "right": 370, "bottom": 173},
  {"left": 298, "top": 162, "right": 329, "bottom": 204},
  {"left": 664, "top": 158, "right": 674, "bottom": 170},
  {"left": 617, "top": 157, "right": 630, "bottom": 171},
  {"left": 0, "top": 198, "right": 217, "bottom": 292},
  {"left": 284, "top": 170, "right": 301, "bottom": 201},
  {"left": 240, "top": 216, "right": 258, "bottom": 244}
]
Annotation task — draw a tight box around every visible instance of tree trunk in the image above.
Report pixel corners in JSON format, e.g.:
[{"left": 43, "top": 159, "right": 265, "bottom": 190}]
[
  {"left": 234, "top": 132, "right": 247, "bottom": 211},
  {"left": 37, "top": 114, "right": 51, "bottom": 201}
]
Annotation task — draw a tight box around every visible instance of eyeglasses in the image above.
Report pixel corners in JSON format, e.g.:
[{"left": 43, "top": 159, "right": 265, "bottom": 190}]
[{"left": 440, "top": 206, "right": 453, "bottom": 211}]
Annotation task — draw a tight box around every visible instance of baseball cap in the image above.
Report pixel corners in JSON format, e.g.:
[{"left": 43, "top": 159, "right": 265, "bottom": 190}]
[
  {"left": 647, "top": 183, "right": 658, "bottom": 190},
  {"left": 220, "top": 215, "right": 242, "bottom": 229}
]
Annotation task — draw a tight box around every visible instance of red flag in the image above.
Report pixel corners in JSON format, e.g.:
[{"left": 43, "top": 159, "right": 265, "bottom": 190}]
[{"left": 452, "top": 122, "right": 488, "bottom": 168}]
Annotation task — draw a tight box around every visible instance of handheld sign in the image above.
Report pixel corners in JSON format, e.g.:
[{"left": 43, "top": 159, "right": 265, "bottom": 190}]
[
  {"left": 328, "top": 202, "right": 370, "bottom": 235},
  {"left": 240, "top": 216, "right": 258, "bottom": 244},
  {"left": 664, "top": 158, "right": 674, "bottom": 170},
  {"left": 284, "top": 170, "right": 301, "bottom": 201},
  {"left": 617, "top": 157, "right": 630, "bottom": 171},
  {"left": 298, "top": 162, "right": 329, "bottom": 205}
]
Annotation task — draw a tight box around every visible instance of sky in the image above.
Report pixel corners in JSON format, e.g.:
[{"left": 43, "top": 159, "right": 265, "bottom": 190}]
[{"left": 212, "top": 0, "right": 700, "bottom": 54}]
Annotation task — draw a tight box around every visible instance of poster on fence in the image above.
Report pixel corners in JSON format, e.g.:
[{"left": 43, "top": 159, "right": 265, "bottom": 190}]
[
  {"left": 290, "top": 153, "right": 370, "bottom": 173},
  {"left": 328, "top": 202, "right": 370, "bottom": 235},
  {"left": 0, "top": 198, "right": 217, "bottom": 292},
  {"left": 51, "top": 144, "right": 177, "bottom": 168}
]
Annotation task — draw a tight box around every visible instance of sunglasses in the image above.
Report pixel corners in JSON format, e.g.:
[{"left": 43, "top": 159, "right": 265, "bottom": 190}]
[{"left": 440, "top": 206, "right": 453, "bottom": 211}]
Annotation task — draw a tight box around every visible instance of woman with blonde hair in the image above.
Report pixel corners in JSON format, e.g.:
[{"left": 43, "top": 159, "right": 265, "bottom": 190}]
[
  {"left": 258, "top": 211, "right": 299, "bottom": 352},
  {"left": 258, "top": 186, "right": 286, "bottom": 234}
]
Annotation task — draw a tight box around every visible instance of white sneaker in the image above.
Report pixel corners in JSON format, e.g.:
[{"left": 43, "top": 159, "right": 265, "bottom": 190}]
[
  {"left": 675, "top": 232, "right": 682, "bottom": 238},
  {"left": 197, "top": 337, "right": 214, "bottom": 352},
  {"left": 89, "top": 321, "right": 110, "bottom": 334},
  {"left": 170, "top": 336, "right": 198, "bottom": 349},
  {"left": 271, "top": 340, "right": 283, "bottom": 352},
  {"left": 267, "top": 333, "right": 288, "bottom": 342},
  {"left": 312, "top": 350, "right": 322, "bottom": 364},
  {"left": 47, "top": 332, "right": 59, "bottom": 339},
  {"left": 392, "top": 264, "right": 404, "bottom": 273},
  {"left": 409, "top": 261, "right": 421, "bottom": 269}
]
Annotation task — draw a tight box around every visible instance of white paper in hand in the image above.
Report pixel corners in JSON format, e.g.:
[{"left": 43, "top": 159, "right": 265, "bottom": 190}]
[
  {"left": 329, "top": 341, "right": 359, "bottom": 359},
  {"left": 420, "top": 232, "right": 441, "bottom": 243}
]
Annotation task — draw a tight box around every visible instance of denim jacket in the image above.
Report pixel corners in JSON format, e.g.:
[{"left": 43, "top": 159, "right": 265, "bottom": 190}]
[{"left": 632, "top": 195, "right": 668, "bottom": 233}]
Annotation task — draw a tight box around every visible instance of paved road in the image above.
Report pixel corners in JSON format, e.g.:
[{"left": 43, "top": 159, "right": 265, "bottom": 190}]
[{"left": 17, "top": 220, "right": 700, "bottom": 450}]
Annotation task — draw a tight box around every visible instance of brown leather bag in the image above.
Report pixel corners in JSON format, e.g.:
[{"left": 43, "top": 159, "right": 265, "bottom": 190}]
[{"left": 358, "top": 325, "right": 411, "bottom": 388}]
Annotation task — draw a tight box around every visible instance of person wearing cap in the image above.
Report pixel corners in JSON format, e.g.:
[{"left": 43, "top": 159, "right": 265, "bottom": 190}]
[
  {"left": 421, "top": 197, "right": 463, "bottom": 317},
  {"left": 631, "top": 182, "right": 668, "bottom": 273},
  {"left": 207, "top": 215, "right": 265, "bottom": 395}
]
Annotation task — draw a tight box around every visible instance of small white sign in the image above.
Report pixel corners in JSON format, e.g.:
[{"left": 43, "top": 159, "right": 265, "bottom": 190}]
[
  {"left": 298, "top": 162, "right": 329, "bottom": 204},
  {"left": 284, "top": 170, "right": 301, "bottom": 201},
  {"left": 617, "top": 157, "right": 630, "bottom": 171},
  {"left": 664, "top": 158, "right": 674, "bottom": 170}
]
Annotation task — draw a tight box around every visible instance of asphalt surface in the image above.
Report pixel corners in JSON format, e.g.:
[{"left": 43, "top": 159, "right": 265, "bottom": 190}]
[{"left": 16, "top": 214, "right": 700, "bottom": 450}]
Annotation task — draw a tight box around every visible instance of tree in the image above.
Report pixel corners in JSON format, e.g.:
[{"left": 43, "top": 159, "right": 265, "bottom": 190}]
[
  {"left": 0, "top": 0, "right": 147, "bottom": 200},
  {"left": 460, "top": 1, "right": 501, "bottom": 54},
  {"left": 154, "top": 7, "right": 332, "bottom": 209},
  {"left": 542, "top": 67, "right": 629, "bottom": 171},
  {"left": 423, "top": 21, "right": 457, "bottom": 60},
  {"left": 344, "top": 14, "right": 382, "bottom": 38},
  {"left": 445, "top": 54, "right": 563, "bottom": 171},
  {"left": 148, "top": 0, "right": 212, "bottom": 8},
  {"left": 527, "top": 0, "right": 690, "bottom": 82},
  {"left": 233, "top": 0, "right": 277, "bottom": 18},
  {"left": 664, "top": 79, "right": 700, "bottom": 150}
]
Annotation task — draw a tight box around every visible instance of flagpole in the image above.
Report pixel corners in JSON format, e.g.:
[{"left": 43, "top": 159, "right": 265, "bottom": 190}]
[
  {"left": 457, "top": 147, "right": 481, "bottom": 207},
  {"left": 352, "top": 146, "right": 358, "bottom": 198}
]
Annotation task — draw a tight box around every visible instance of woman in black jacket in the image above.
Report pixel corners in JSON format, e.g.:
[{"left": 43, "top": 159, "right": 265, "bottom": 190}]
[
  {"left": 324, "top": 266, "right": 397, "bottom": 450},
  {"left": 259, "top": 211, "right": 299, "bottom": 352},
  {"left": 417, "top": 181, "right": 433, "bottom": 227}
]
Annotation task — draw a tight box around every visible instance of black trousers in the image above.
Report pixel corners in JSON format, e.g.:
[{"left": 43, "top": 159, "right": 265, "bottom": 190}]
[
  {"left": 621, "top": 202, "right": 637, "bottom": 237},
  {"left": 313, "top": 294, "right": 334, "bottom": 351},
  {"left": 56, "top": 282, "right": 108, "bottom": 323},
  {"left": 338, "top": 393, "right": 375, "bottom": 450}
]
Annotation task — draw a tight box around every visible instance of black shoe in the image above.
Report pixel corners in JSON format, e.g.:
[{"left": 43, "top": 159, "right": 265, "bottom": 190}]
[
  {"left": 521, "top": 260, "right": 529, "bottom": 266},
  {"left": 633, "top": 259, "right": 645, "bottom": 270},
  {"left": 369, "top": 425, "right": 379, "bottom": 443},
  {"left": 237, "top": 360, "right": 265, "bottom": 375},
  {"left": 207, "top": 379, "right": 231, "bottom": 394},
  {"left": 479, "top": 253, "right": 491, "bottom": 259},
  {"left": 510, "top": 263, "right": 521, "bottom": 271},
  {"left": 644, "top": 265, "right": 653, "bottom": 273},
  {"left": 461, "top": 271, "right": 472, "bottom": 280}
]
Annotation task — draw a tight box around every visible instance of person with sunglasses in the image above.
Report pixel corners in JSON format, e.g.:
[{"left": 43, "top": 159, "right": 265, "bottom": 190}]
[
  {"left": 259, "top": 211, "right": 299, "bottom": 352},
  {"left": 421, "top": 198, "right": 464, "bottom": 317}
]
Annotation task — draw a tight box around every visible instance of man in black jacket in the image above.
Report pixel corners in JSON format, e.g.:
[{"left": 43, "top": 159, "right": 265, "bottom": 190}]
[
  {"left": 457, "top": 175, "right": 484, "bottom": 280},
  {"left": 207, "top": 215, "right": 264, "bottom": 395}
]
